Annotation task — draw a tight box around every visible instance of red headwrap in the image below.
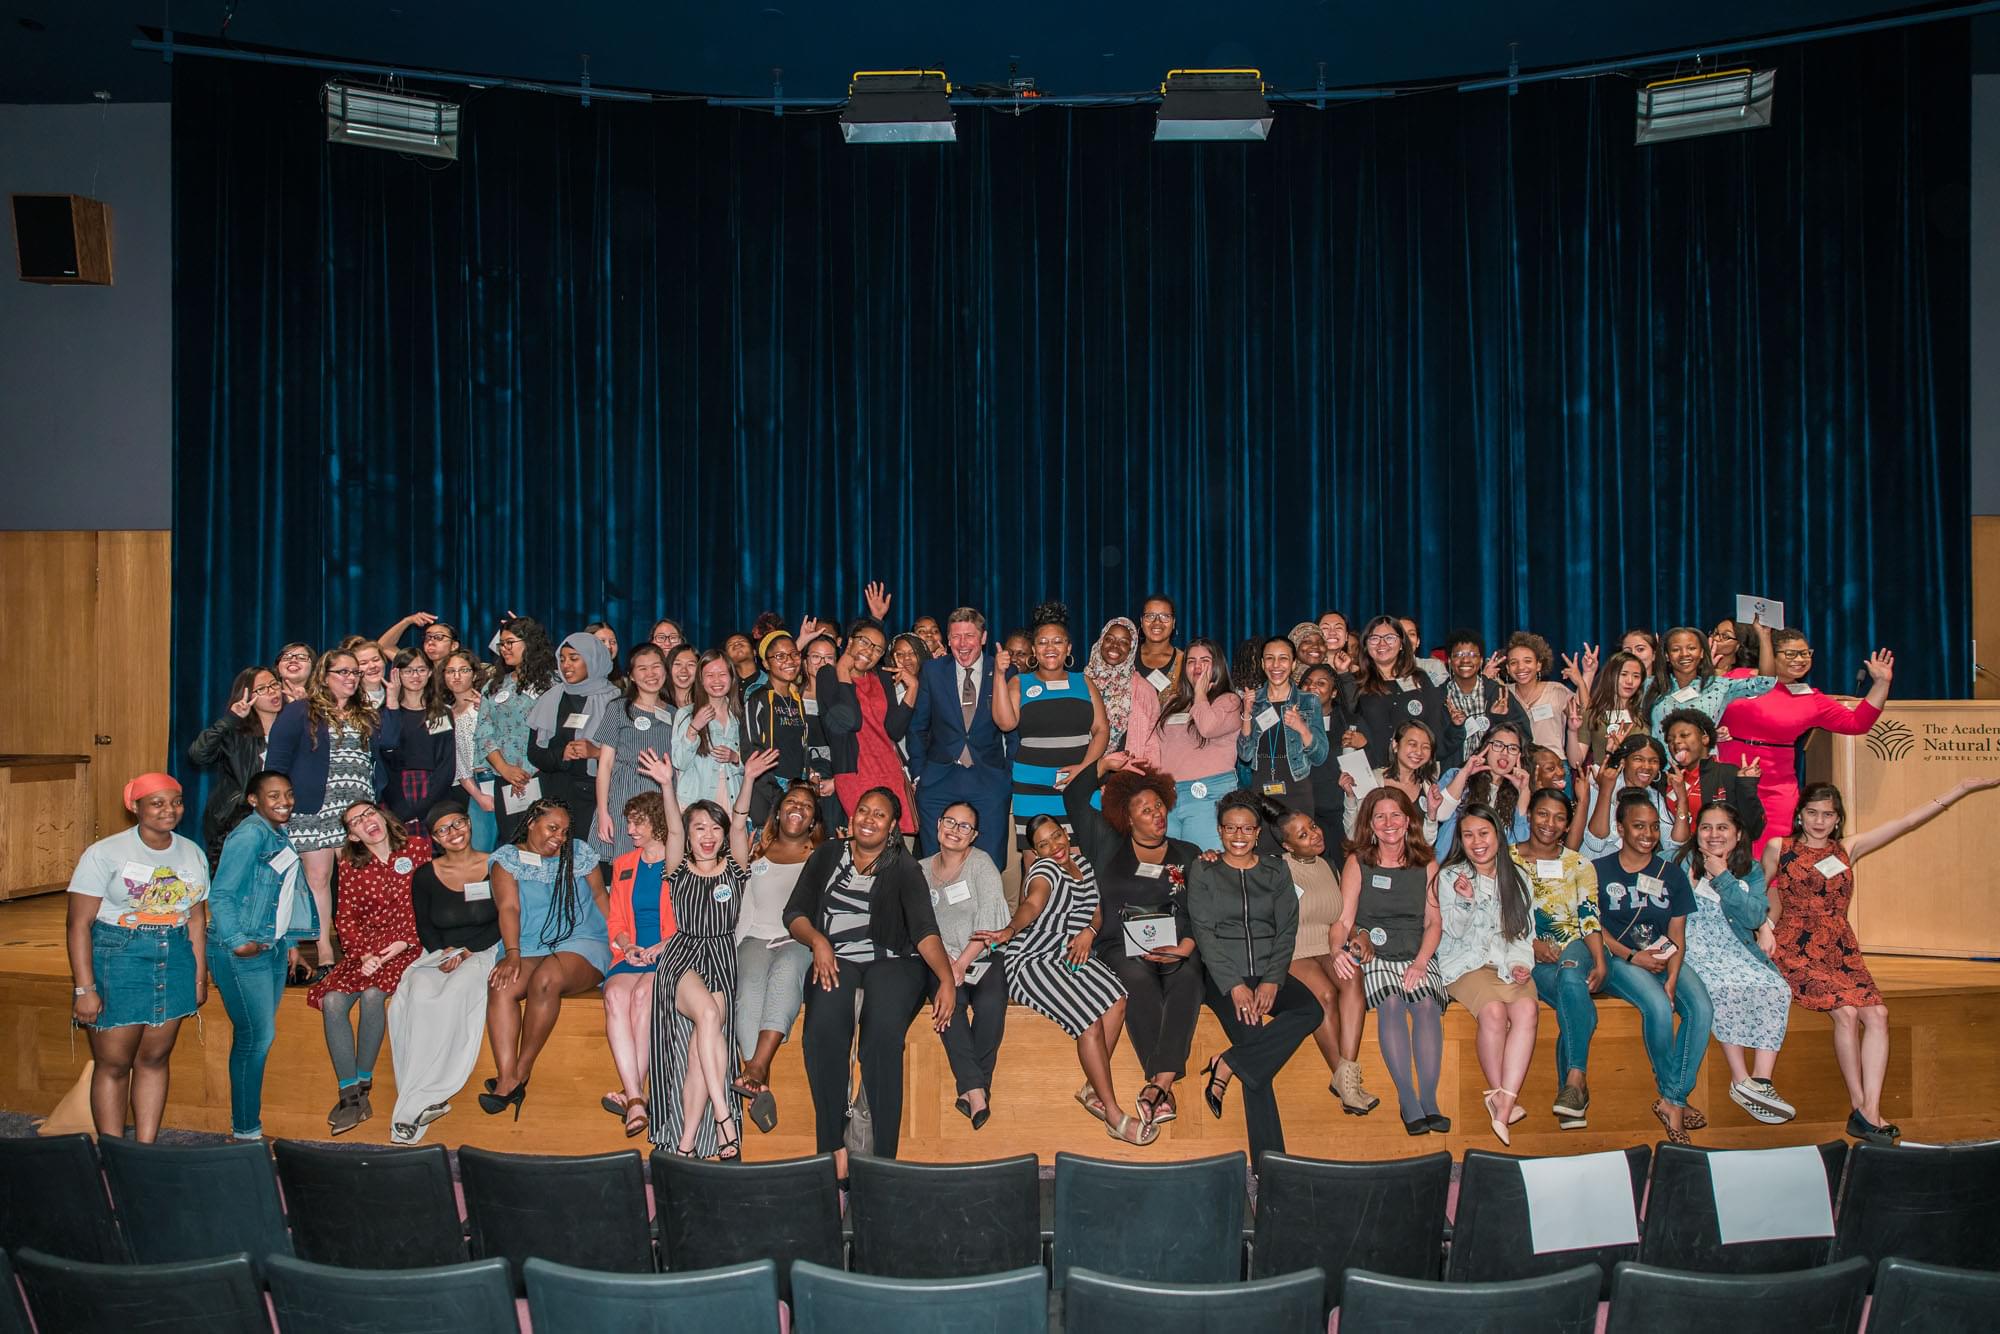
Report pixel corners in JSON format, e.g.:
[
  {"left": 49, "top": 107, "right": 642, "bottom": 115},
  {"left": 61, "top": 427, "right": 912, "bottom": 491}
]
[{"left": 122, "top": 772, "right": 183, "bottom": 813}]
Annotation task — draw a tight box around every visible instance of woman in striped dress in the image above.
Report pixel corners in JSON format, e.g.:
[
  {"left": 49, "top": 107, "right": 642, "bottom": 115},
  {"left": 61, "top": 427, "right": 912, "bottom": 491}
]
[
  {"left": 974, "top": 815, "right": 1153, "bottom": 1145},
  {"left": 993, "top": 605, "right": 1108, "bottom": 848},
  {"left": 644, "top": 750, "right": 779, "bottom": 1160}
]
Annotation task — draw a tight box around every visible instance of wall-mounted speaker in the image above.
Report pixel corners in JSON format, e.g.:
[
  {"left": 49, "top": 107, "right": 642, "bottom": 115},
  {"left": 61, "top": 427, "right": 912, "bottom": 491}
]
[{"left": 11, "top": 194, "right": 114, "bottom": 285}]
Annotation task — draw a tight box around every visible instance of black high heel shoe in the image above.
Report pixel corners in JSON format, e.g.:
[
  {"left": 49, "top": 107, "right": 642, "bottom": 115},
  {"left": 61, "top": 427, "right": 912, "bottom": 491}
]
[
  {"left": 477, "top": 1080, "right": 527, "bottom": 1119},
  {"left": 715, "top": 1117, "right": 742, "bottom": 1162},
  {"left": 1202, "top": 1056, "right": 1231, "bottom": 1119}
]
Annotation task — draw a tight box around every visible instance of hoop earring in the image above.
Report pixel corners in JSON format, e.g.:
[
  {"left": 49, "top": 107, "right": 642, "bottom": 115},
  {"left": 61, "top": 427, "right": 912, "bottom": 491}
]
[{"left": 1065, "top": 650, "right": 1075, "bottom": 669}]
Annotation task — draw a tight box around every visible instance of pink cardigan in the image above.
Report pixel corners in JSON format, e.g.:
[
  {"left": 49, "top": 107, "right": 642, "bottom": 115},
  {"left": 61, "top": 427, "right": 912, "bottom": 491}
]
[{"left": 1127, "top": 679, "right": 1243, "bottom": 781}]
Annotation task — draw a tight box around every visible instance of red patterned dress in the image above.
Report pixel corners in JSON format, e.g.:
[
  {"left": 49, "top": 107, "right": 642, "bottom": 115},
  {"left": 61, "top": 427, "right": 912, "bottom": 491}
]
[
  {"left": 1768, "top": 839, "right": 1882, "bottom": 1011},
  {"left": 832, "top": 672, "right": 916, "bottom": 834},
  {"left": 308, "top": 836, "right": 433, "bottom": 1010}
]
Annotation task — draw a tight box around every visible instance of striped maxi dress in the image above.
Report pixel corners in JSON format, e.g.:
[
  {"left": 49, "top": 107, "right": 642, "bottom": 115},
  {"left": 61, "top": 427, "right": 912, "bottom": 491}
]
[
  {"left": 1010, "top": 671, "right": 1096, "bottom": 848},
  {"left": 648, "top": 856, "right": 748, "bottom": 1156},
  {"left": 1005, "top": 852, "right": 1125, "bottom": 1037}
]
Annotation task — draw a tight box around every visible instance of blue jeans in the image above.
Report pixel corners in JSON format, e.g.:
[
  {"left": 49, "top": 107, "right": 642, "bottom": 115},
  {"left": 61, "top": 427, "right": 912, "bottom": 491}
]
[
  {"left": 207, "top": 939, "right": 289, "bottom": 1137},
  {"left": 1168, "top": 772, "right": 1235, "bottom": 851},
  {"left": 1600, "top": 956, "right": 1713, "bottom": 1106},
  {"left": 1530, "top": 937, "right": 1600, "bottom": 1091},
  {"left": 467, "top": 771, "right": 498, "bottom": 852}
]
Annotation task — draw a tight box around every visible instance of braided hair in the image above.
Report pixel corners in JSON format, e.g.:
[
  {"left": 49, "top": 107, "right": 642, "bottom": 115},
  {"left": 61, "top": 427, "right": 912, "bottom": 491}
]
[{"left": 515, "top": 797, "right": 581, "bottom": 951}]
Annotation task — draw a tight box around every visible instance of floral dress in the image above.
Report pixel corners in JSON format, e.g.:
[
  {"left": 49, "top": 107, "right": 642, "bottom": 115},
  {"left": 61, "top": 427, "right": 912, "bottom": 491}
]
[
  {"left": 1768, "top": 841, "right": 1881, "bottom": 1011},
  {"left": 308, "top": 836, "right": 432, "bottom": 1008}
]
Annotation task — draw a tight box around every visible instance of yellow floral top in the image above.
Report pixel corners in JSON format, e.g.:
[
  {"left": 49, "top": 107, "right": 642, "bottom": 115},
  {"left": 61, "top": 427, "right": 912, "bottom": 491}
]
[{"left": 1510, "top": 846, "right": 1600, "bottom": 946}]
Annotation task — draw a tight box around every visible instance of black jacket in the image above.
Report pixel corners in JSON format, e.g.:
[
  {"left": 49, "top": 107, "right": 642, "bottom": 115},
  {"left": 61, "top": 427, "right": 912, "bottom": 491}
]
[
  {"left": 380, "top": 706, "right": 463, "bottom": 824},
  {"left": 1682, "top": 758, "right": 1767, "bottom": 843},
  {"left": 186, "top": 714, "right": 268, "bottom": 862},
  {"left": 783, "top": 839, "right": 940, "bottom": 957},
  {"left": 813, "top": 665, "right": 914, "bottom": 778}
]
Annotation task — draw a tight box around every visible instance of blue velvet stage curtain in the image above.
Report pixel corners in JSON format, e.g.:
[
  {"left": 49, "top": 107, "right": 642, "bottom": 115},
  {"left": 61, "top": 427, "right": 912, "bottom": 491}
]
[{"left": 170, "top": 25, "right": 1970, "bottom": 758}]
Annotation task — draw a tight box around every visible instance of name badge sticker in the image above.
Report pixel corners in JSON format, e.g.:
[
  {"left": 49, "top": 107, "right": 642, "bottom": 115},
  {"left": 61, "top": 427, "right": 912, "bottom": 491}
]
[
  {"left": 943, "top": 881, "right": 972, "bottom": 905},
  {"left": 1135, "top": 861, "right": 1164, "bottom": 879},
  {"left": 462, "top": 879, "right": 492, "bottom": 902},
  {"left": 1814, "top": 854, "right": 1848, "bottom": 879}
]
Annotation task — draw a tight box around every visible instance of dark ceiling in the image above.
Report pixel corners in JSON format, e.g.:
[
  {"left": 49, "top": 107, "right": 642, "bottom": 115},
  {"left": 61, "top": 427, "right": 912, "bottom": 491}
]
[{"left": 6, "top": 1, "right": 1999, "bottom": 104}]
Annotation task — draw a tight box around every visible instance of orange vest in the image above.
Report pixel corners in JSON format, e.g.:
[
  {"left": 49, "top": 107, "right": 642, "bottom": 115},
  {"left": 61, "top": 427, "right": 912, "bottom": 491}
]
[{"left": 606, "top": 850, "right": 677, "bottom": 951}]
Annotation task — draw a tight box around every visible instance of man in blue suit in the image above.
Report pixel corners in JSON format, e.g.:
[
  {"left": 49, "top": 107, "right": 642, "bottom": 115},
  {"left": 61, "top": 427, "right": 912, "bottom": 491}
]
[{"left": 909, "top": 606, "right": 1012, "bottom": 859}]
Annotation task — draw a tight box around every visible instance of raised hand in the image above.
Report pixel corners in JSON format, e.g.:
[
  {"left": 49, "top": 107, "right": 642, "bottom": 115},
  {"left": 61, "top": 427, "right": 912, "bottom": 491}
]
[
  {"left": 228, "top": 687, "right": 254, "bottom": 718},
  {"left": 744, "top": 748, "right": 783, "bottom": 782},
  {"left": 992, "top": 646, "right": 1012, "bottom": 675},
  {"left": 1863, "top": 649, "right": 1895, "bottom": 684},
  {"left": 1740, "top": 755, "right": 1762, "bottom": 780},
  {"left": 634, "top": 747, "right": 674, "bottom": 787},
  {"left": 864, "top": 581, "right": 892, "bottom": 621},
  {"left": 796, "top": 615, "right": 822, "bottom": 646}
]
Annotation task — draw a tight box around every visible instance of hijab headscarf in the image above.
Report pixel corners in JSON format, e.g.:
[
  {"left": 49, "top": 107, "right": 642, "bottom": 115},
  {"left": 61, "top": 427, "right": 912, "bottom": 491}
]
[
  {"left": 1086, "top": 617, "right": 1139, "bottom": 747},
  {"left": 527, "top": 633, "right": 624, "bottom": 770},
  {"left": 1287, "top": 621, "right": 1326, "bottom": 684}
]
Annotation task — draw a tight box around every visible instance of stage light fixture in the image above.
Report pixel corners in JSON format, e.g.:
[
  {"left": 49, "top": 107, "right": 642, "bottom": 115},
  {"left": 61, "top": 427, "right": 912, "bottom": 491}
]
[
  {"left": 1155, "top": 69, "right": 1272, "bottom": 142},
  {"left": 840, "top": 70, "right": 956, "bottom": 144},
  {"left": 323, "top": 82, "right": 461, "bottom": 159},
  {"left": 1634, "top": 68, "right": 1774, "bottom": 145}
]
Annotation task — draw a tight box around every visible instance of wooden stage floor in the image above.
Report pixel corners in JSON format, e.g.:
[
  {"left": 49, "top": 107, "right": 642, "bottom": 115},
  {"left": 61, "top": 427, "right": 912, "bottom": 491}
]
[{"left": 4, "top": 896, "right": 1998, "bottom": 1161}]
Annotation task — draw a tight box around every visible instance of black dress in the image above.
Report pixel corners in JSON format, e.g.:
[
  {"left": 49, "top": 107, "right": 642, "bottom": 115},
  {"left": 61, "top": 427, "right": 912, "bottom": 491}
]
[
  {"left": 410, "top": 862, "right": 502, "bottom": 953},
  {"left": 526, "top": 689, "right": 600, "bottom": 829}
]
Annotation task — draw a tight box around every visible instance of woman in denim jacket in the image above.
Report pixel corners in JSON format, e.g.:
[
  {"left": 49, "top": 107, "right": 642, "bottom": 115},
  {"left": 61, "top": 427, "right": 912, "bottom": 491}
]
[
  {"left": 207, "top": 771, "right": 320, "bottom": 1138},
  {"left": 1235, "top": 636, "right": 1329, "bottom": 816}
]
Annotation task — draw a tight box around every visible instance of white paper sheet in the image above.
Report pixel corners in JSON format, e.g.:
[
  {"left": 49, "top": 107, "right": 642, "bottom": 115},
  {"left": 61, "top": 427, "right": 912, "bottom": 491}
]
[
  {"left": 500, "top": 776, "right": 543, "bottom": 813},
  {"left": 1338, "top": 749, "right": 1379, "bottom": 800},
  {"left": 1734, "top": 594, "right": 1786, "bottom": 629},
  {"left": 1707, "top": 1146, "right": 1835, "bottom": 1244},
  {"left": 1517, "top": 1151, "right": 1640, "bottom": 1255}
]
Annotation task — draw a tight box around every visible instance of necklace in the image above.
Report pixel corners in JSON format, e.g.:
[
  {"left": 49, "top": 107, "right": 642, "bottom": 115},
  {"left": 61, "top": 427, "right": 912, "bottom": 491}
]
[{"left": 1132, "top": 836, "right": 1167, "bottom": 850}]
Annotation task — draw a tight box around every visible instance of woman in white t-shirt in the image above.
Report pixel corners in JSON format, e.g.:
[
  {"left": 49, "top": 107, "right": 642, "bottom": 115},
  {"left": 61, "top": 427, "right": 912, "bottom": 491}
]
[{"left": 65, "top": 772, "right": 212, "bottom": 1143}]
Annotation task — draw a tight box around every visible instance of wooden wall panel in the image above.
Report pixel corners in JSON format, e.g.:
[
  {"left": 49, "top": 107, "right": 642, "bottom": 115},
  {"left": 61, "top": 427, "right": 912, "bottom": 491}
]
[
  {"left": 0, "top": 530, "right": 169, "bottom": 842},
  {"left": 1975, "top": 516, "right": 2000, "bottom": 701}
]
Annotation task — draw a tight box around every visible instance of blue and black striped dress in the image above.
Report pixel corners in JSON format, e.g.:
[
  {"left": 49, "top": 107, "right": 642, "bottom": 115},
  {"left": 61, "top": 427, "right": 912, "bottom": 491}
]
[{"left": 1011, "top": 672, "right": 1095, "bottom": 848}]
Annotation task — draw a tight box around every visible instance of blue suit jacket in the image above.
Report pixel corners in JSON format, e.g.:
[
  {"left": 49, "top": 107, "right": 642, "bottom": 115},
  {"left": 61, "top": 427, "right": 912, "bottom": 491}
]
[{"left": 909, "top": 653, "right": 1010, "bottom": 783}]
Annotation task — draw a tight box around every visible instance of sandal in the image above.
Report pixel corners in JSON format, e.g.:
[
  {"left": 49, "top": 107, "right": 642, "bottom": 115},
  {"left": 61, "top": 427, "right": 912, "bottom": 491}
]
[
  {"left": 623, "top": 1096, "right": 649, "bottom": 1139},
  {"left": 714, "top": 1117, "right": 742, "bottom": 1162},
  {"left": 730, "top": 1077, "right": 778, "bottom": 1134},
  {"left": 1137, "top": 1084, "right": 1176, "bottom": 1126},
  {"left": 1106, "top": 1112, "right": 1159, "bottom": 1146},
  {"left": 1652, "top": 1098, "right": 1692, "bottom": 1145},
  {"left": 1201, "top": 1056, "right": 1231, "bottom": 1120},
  {"left": 1681, "top": 1104, "right": 1708, "bottom": 1131},
  {"left": 1074, "top": 1083, "right": 1108, "bottom": 1124},
  {"left": 601, "top": 1092, "right": 629, "bottom": 1117}
]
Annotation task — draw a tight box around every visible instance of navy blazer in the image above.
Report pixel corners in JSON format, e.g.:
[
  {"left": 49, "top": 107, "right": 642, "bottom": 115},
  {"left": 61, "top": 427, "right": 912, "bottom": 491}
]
[
  {"left": 909, "top": 652, "right": 1010, "bottom": 779},
  {"left": 264, "top": 699, "right": 399, "bottom": 814}
]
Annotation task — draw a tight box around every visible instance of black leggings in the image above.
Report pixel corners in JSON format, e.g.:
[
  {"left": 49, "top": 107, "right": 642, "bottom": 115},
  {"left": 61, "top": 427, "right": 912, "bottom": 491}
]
[{"left": 801, "top": 954, "right": 928, "bottom": 1158}]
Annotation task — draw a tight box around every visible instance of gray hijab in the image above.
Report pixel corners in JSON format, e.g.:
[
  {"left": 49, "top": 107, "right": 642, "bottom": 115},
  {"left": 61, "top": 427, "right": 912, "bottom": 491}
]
[{"left": 527, "top": 633, "right": 623, "bottom": 759}]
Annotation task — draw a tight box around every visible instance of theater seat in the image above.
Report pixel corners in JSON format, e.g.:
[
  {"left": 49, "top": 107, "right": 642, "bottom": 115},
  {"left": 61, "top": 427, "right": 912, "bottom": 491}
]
[
  {"left": 459, "top": 1145, "right": 654, "bottom": 1287},
  {"left": 1867, "top": 1256, "right": 2000, "bottom": 1333},
  {"left": 1603, "top": 1256, "right": 1869, "bottom": 1334},
  {"left": 0, "top": 1134, "right": 126, "bottom": 1263},
  {"left": 1063, "top": 1266, "right": 1321, "bottom": 1334},
  {"left": 1635, "top": 1142, "right": 1845, "bottom": 1274},
  {"left": 524, "top": 1256, "right": 783, "bottom": 1334},
  {"left": 272, "top": 1140, "right": 465, "bottom": 1269},
  {"left": 791, "top": 1260, "right": 1050, "bottom": 1333},
  {"left": 0, "top": 1252, "right": 27, "bottom": 1334},
  {"left": 1341, "top": 1264, "right": 1600, "bottom": 1332},
  {"left": 13, "top": 1248, "right": 268, "bottom": 1334},
  {"left": 848, "top": 1154, "right": 1042, "bottom": 1277},
  {"left": 651, "top": 1150, "right": 842, "bottom": 1301},
  {"left": 98, "top": 1136, "right": 293, "bottom": 1269},
  {"left": 1050, "top": 1151, "right": 1247, "bottom": 1290},
  {"left": 1829, "top": 1142, "right": 2000, "bottom": 1274},
  {"left": 265, "top": 1255, "right": 516, "bottom": 1333},
  {"left": 1250, "top": 1149, "right": 1451, "bottom": 1313},
  {"left": 1445, "top": 1146, "right": 1650, "bottom": 1296}
]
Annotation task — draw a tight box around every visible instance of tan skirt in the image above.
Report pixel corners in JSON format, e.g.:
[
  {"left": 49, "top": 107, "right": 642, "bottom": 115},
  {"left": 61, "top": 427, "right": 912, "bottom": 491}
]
[{"left": 1446, "top": 968, "right": 1535, "bottom": 1013}]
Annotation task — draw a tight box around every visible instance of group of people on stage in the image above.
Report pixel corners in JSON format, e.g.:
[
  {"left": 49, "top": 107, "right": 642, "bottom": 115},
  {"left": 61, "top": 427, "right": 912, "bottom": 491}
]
[{"left": 65, "top": 592, "right": 1998, "bottom": 1173}]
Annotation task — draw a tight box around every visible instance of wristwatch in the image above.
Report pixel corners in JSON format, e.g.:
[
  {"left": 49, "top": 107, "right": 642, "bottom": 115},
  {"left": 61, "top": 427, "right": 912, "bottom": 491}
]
[{"left": 73, "top": 985, "right": 94, "bottom": 996}]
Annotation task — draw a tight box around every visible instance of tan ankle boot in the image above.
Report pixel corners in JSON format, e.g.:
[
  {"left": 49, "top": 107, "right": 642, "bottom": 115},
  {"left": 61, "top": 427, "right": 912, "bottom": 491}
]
[{"left": 1335, "top": 1059, "right": 1381, "bottom": 1115}]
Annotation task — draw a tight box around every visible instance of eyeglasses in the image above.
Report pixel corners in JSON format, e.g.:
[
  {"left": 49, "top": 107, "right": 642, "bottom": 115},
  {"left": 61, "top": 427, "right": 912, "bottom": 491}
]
[
  {"left": 251, "top": 682, "right": 283, "bottom": 695},
  {"left": 1448, "top": 649, "right": 1483, "bottom": 661},
  {"left": 1775, "top": 647, "right": 1813, "bottom": 660},
  {"left": 423, "top": 630, "right": 453, "bottom": 641},
  {"left": 443, "top": 666, "right": 473, "bottom": 677},
  {"left": 938, "top": 816, "right": 977, "bottom": 835},
  {"left": 496, "top": 637, "right": 524, "bottom": 650},
  {"left": 1139, "top": 612, "right": 1173, "bottom": 624},
  {"left": 279, "top": 652, "right": 312, "bottom": 664},
  {"left": 1486, "top": 742, "right": 1522, "bottom": 755},
  {"left": 1712, "top": 631, "right": 1739, "bottom": 642},
  {"left": 1364, "top": 633, "right": 1403, "bottom": 647},
  {"left": 432, "top": 818, "right": 469, "bottom": 835},
  {"left": 1219, "top": 821, "right": 1261, "bottom": 835},
  {"left": 327, "top": 668, "right": 359, "bottom": 679}
]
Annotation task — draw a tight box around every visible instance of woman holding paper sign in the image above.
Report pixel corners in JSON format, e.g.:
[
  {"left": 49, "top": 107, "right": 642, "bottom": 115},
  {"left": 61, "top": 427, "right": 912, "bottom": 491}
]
[
  {"left": 923, "top": 801, "right": 1012, "bottom": 1129},
  {"left": 1765, "top": 775, "right": 2000, "bottom": 1144},
  {"left": 1127, "top": 637, "right": 1243, "bottom": 849},
  {"left": 474, "top": 617, "right": 559, "bottom": 846},
  {"left": 1643, "top": 626, "right": 1775, "bottom": 736},
  {"left": 1065, "top": 755, "right": 1203, "bottom": 1127},
  {"left": 387, "top": 801, "right": 500, "bottom": 1143},
  {"left": 526, "top": 633, "right": 624, "bottom": 836},
  {"left": 1237, "top": 636, "right": 1329, "bottom": 815},
  {"left": 1332, "top": 787, "right": 1448, "bottom": 1135},
  {"left": 207, "top": 771, "right": 314, "bottom": 1140},
  {"left": 1435, "top": 804, "right": 1539, "bottom": 1144},
  {"left": 1719, "top": 635, "right": 1894, "bottom": 855},
  {"left": 1592, "top": 790, "right": 1713, "bottom": 1144}
]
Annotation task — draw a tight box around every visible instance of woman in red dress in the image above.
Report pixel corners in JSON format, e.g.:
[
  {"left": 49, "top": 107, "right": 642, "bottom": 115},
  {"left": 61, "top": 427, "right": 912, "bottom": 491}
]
[
  {"left": 1718, "top": 633, "right": 1893, "bottom": 855},
  {"left": 1764, "top": 775, "right": 1999, "bottom": 1144},
  {"left": 308, "top": 801, "right": 431, "bottom": 1134},
  {"left": 816, "top": 611, "right": 918, "bottom": 835}
]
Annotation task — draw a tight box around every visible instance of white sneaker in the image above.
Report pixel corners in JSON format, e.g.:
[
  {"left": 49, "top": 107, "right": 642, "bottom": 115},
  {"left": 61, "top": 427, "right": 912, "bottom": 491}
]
[{"left": 1730, "top": 1078, "right": 1796, "bottom": 1123}]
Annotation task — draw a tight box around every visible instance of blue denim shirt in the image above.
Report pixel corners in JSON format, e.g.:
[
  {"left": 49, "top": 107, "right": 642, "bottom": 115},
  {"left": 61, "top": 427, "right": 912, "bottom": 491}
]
[
  {"left": 1696, "top": 862, "right": 1777, "bottom": 973},
  {"left": 207, "top": 814, "right": 319, "bottom": 951},
  {"left": 1235, "top": 684, "right": 1330, "bottom": 780}
]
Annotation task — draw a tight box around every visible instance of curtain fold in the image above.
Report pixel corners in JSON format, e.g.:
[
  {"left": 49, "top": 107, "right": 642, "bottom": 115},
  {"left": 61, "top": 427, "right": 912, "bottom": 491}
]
[{"left": 172, "top": 26, "right": 1970, "bottom": 762}]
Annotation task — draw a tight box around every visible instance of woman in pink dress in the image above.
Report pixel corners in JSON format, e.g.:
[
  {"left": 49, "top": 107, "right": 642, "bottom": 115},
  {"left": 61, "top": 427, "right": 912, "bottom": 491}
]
[{"left": 1717, "top": 632, "right": 1893, "bottom": 855}]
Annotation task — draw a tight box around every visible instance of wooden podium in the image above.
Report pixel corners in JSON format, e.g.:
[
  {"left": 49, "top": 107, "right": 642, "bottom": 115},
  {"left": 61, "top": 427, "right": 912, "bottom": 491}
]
[{"left": 1805, "top": 701, "right": 2000, "bottom": 958}]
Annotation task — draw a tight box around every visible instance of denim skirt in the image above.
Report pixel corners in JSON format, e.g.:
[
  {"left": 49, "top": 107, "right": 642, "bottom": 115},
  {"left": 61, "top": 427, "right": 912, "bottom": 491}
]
[{"left": 90, "top": 920, "right": 198, "bottom": 1029}]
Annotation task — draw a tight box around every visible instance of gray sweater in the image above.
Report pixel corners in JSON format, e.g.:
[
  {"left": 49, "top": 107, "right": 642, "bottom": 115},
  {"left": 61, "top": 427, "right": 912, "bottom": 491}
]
[{"left": 921, "top": 847, "right": 1011, "bottom": 957}]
